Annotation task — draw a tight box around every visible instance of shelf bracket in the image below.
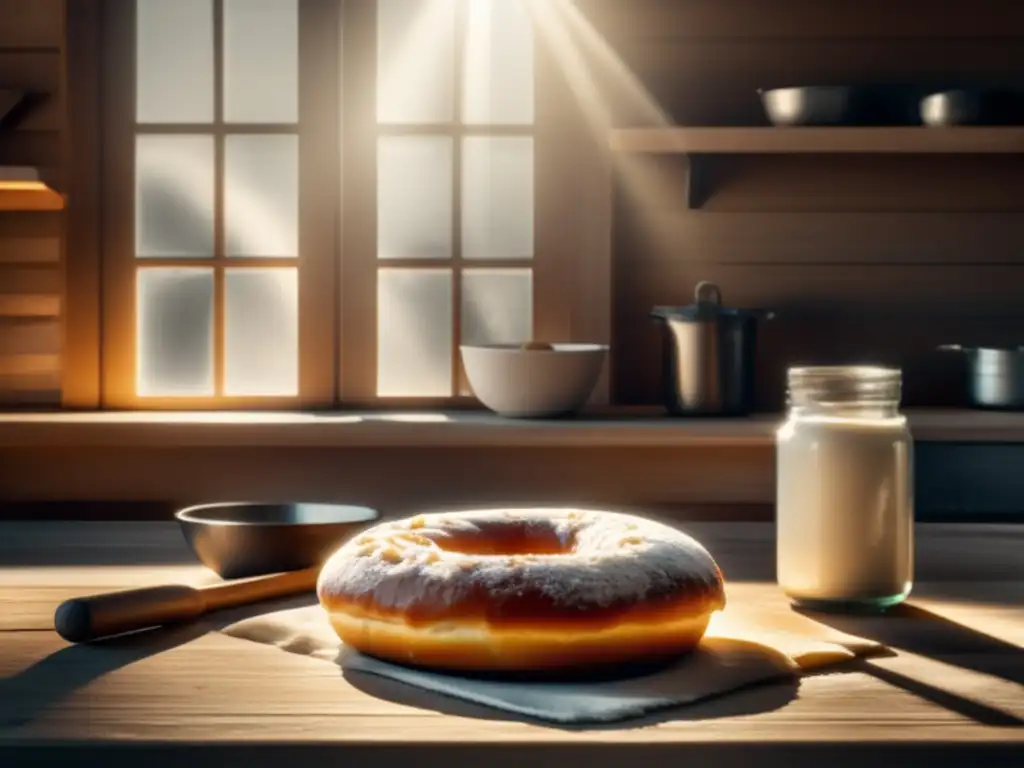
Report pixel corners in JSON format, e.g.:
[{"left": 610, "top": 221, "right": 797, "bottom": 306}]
[
  {"left": 0, "top": 91, "right": 46, "bottom": 132},
  {"left": 685, "top": 154, "right": 712, "bottom": 210},
  {"left": 0, "top": 90, "right": 21, "bottom": 124}
]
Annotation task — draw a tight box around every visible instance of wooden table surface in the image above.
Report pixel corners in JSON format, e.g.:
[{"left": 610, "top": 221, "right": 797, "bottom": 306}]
[{"left": 1, "top": 521, "right": 1022, "bottom": 767}]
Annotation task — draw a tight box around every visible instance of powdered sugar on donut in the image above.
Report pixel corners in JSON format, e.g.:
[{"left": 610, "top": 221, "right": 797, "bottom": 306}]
[{"left": 317, "top": 508, "right": 725, "bottom": 614}]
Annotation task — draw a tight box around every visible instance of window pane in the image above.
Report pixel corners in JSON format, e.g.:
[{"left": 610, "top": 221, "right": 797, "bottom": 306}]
[
  {"left": 377, "top": 0, "right": 456, "bottom": 123},
  {"left": 225, "top": 268, "right": 298, "bottom": 396},
  {"left": 462, "top": 136, "right": 533, "bottom": 260},
  {"left": 225, "top": 135, "right": 299, "bottom": 257},
  {"left": 136, "top": 135, "right": 215, "bottom": 258},
  {"left": 378, "top": 136, "right": 453, "bottom": 259},
  {"left": 224, "top": 0, "right": 298, "bottom": 123},
  {"left": 378, "top": 268, "right": 452, "bottom": 397},
  {"left": 137, "top": 268, "right": 214, "bottom": 396},
  {"left": 461, "top": 268, "right": 532, "bottom": 346},
  {"left": 463, "top": 0, "right": 534, "bottom": 125},
  {"left": 136, "top": 0, "right": 214, "bottom": 123}
]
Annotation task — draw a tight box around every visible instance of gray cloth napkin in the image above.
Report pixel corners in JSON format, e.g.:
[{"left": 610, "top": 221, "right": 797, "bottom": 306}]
[{"left": 221, "top": 600, "right": 881, "bottom": 725}]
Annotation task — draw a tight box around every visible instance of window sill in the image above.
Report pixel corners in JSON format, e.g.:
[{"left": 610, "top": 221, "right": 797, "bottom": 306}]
[{"left": 0, "top": 407, "right": 1022, "bottom": 448}]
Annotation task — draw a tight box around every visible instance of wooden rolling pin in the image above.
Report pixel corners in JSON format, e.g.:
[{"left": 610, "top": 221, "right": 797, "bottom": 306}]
[{"left": 54, "top": 567, "right": 319, "bottom": 643}]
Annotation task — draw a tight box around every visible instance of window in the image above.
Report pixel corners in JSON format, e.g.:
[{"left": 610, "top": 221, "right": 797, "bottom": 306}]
[
  {"left": 99, "top": 0, "right": 589, "bottom": 409},
  {"left": 373, "top": 0, "right": 534, "bottom": 398},
  {"left": 101, "top": 0, "right": 333, "bottom": 407}
]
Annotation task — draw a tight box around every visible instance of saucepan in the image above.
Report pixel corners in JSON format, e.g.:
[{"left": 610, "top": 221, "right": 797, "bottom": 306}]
[
  {"left": 54, "top": 502, "right": 379, "bottom": 643},
  {"left": 651, "top": 282, "right": 775, "bottom": 417},
  {"left": 938, "top": 344, "right": 1024, "bottom": 409}
]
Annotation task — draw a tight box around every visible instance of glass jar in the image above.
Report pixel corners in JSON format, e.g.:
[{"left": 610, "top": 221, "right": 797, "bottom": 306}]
[{"left": 776, "top": 366, "right": 914, "bottom": 612}]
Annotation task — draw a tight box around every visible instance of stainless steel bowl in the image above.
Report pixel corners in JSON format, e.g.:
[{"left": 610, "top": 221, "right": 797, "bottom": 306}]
[
  {"left": 920, "top": 90, "right": 985, "bottom": 126},
  {"left": 759, "top": 86, "right": 857, "bottom": 126},
  {"left": 176, "top": 502, "right": 379, "bottom": 579}
]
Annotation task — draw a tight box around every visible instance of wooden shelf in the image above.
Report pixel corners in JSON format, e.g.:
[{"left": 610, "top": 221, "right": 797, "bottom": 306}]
[
  {"left": 609, "top": 126, "right": 1024, "bottom": 155},
  {"left": 0, "top": 181, "right": 64, "bottom": 212},
  {"left": 609, "top": 127, "right": 1024, "bottom": 208}
]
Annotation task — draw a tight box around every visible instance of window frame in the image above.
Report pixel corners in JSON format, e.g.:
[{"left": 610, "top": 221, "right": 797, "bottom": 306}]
[
  {"left": 66, "top": 0, "right": 611, "bottom": 412},
  {"left": 339, "top": 0, "right": 574, "bottom": 407},
  {"left": 63, "top": 0, "right": 104, "bottom": 408},
  {"left": 99, "top": 0, "right": 336, "bottom": 410}
]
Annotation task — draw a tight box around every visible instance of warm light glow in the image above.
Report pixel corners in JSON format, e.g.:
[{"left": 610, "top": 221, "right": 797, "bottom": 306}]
[
  {"left": 524, "top": 0, "right": 678, "bottom": 248},
  {"left": 463, "top": 0, "right": 534, "bottom": 124},
  {"left": 377, "top": 0, "right": 458, "bottom": 123},
  {"left": 0, "top": 411, "right": 454, "bottom": 425},
  {"left": 0, "top": 181, "right": 49, "bottom": 192},
  {"left": 0, "top": 178, "right": 64, "bottom": 210},
  {"left": 376, "top": 412, "right": 452, "bottom": 423},
  {"left": 526, "top": 0, "right": 669, "bottom": 137}
]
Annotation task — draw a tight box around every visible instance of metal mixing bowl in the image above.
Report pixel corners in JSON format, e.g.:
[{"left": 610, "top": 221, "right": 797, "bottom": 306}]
[{"left": 175, "top": 502, "right": 379, "bottom": 579}]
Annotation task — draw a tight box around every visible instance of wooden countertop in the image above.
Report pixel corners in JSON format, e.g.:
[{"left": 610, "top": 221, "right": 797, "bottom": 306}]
[{"left": 1, "top": 522, "right": 1022, "bottom": 766}]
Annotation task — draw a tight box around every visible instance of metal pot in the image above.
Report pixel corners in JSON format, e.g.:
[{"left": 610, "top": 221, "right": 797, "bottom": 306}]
[
  {"left": 651, "top": 282, "right": 775, "bottom": 417},
  {"left": 938, "top": 344, "right": 1024, "bottom": 409}
]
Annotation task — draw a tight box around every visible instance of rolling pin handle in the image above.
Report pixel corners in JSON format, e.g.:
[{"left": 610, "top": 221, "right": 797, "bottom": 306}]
[{"left": 54, "top": 585, "right": 207, "bottom": 643}]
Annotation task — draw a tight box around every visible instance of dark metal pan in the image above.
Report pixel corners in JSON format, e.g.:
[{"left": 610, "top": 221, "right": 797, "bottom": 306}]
[
  {"left": 938, "top": 344, "right": 1024, "bottom": 409},
  {"left": 920, "top": 88, "right": 1024, "bottom": 126}
]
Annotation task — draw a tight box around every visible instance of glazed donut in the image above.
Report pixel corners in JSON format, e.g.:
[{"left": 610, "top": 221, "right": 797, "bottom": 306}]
[{"left": 317, "top": 508, "right": 726, "bottom": 672}]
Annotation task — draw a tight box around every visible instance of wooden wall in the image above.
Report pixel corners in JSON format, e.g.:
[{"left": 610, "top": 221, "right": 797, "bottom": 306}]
[
  {"left": 0, "top": 0, "right": 64, "bottom": 407},
  {"left": 2, "top": 1, "right": 1023, "bottom": 411},
  {"left": 578, "top": 0, "right": 1024, "bottom": 408}
]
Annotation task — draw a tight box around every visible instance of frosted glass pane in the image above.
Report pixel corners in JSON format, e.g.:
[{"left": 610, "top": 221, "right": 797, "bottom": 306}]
[
  {"left": 378, "top": 268, "right": 452, "bottom": 397},
  {"left": 225, "top": 135, "right": 299, "bottom": 257},
  {"left": 136, "top": 135, "right": 215, "bottom": 258},
  {"left": 463, "top": 0, "right": 534, "bottom": 125},
  {"left": 377, "top": 0, "right": 456, "bottom": 123},
  {"left": 378, "top": 136, "right": 453, "bottom": 259},
  {"left": 136, "top": 0, "right": 214, "bottom": 123},
  {"left": 137, "top": 268, "right": 214, "bottom": 397},
  {"left": 224, "top": 0, "right": 298, "bottom": 123},
  {"left": 462, "top": 136, "right": 533, "bottom": 260},
  {"left": 225, "top": 268, "right": 298, "bottom": 396},
  {"left": 461, "top": 269, "right": 532, "bottom": 346}
]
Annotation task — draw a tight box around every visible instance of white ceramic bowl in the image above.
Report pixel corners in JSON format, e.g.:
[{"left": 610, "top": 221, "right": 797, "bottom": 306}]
[{"left": 461, "top": 343, "right": 609, "bottom": 418}]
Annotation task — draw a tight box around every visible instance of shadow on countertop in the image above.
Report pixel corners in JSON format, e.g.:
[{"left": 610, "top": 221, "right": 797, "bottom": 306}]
[
  {"left": 0, "top": 593, "right": 317, "bottom": 729},
  {"left": 798, "top": 602, "right": 1024, "bottom": 727}
]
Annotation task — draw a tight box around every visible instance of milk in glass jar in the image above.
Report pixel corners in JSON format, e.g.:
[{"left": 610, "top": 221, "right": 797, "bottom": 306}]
[{"left": 776, "top": 366, "right": 913, "bottom": 611}]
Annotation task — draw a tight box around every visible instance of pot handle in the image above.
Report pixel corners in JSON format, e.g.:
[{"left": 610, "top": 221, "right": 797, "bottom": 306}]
[{"left": 695, "top": 281, "right": 723, "bottom": 307}]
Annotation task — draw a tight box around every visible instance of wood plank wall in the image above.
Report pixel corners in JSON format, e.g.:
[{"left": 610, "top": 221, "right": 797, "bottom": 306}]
[
  {"left": 2, "top": 1, "right": 1021, "bottom": 411},
  {"left": 0, "top": 0, "right": 64, "bottom": 407},
  {"left": 577, "top": 0, "right": 1024, "bottom": 408}
]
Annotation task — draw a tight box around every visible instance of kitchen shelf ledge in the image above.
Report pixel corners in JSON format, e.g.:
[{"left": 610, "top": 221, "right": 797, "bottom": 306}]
[
  {"left": 609, "top": 127, "right": 1024, "bottom": 207},
  {"left": 608, "top": 126, "right": 1024, "bottom": 155},
  {"left": 0, "top": 181, "right": 64, "bottom": 211},
  {"left": 0, "top": 408, "right": 1022, "bottom": 449}
]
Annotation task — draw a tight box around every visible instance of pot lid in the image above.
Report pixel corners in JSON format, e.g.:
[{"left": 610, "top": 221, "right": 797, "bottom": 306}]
[
  {"left": 938, "top": 343, "right": 1024, "bottom": 353},
  {"left": 651, "top": 281, "right": 774, "bottom": 321}
]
